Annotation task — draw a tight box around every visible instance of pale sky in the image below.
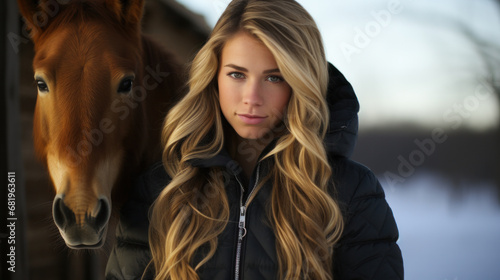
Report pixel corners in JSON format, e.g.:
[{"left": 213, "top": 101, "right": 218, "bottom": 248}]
[{"left": 176, "top": 0, "right": 500, "bottom": 131}]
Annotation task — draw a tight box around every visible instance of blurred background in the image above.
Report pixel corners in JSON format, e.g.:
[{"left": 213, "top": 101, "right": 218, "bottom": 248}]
[{"left": 1, "top": 0, "right": 499, "bottom": 279}]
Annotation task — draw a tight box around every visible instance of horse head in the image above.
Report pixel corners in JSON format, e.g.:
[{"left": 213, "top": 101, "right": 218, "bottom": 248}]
[{"left": 18, "top": 0, "right": 181, "bottom": 249}]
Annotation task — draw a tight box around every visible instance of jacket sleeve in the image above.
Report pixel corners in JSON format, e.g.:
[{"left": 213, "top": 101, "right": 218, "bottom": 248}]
[{"left": 333, "top": 165, "right": 404, "bottom": 279}]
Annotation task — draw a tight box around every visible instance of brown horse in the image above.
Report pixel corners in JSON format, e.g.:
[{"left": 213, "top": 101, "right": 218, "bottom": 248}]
[{"left": 18, "top": 0, "right": 182, "bottom": 249}]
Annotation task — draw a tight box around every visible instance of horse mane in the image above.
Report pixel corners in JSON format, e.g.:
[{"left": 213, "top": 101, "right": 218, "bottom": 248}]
[{"left": 136, "top": 34, "right": 186, "bottom": 165}]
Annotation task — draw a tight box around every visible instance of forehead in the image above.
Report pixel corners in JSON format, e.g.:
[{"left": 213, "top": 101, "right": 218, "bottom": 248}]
[{"left": 220, "top": 32, "right": 278, "bottom": 69}]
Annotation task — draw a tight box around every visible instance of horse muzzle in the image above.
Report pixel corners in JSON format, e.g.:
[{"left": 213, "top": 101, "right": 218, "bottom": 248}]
[{"left": 52, "top": 194, "right": 111, "bottom": 249}]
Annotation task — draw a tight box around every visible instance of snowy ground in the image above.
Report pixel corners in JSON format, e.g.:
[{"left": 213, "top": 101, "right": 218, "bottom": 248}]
[{"left": 382, "top": 173, "right": 500, "bottom": 280}]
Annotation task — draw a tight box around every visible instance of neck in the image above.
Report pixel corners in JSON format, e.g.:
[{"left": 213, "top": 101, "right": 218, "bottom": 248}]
[{"left": 229, "top": 133, "right": 271, "bottom": 179}]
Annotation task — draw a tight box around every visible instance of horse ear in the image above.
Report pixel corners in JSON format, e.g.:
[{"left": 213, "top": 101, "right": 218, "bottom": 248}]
[
  {"left": 17, "top": 0, "right": 66, "bottom": 39},
  {"left": 17, "top": 0, "right": 42, "bottom": 37},
  {"left": 106, "top": 0, "right": 145, "bottom": 26}
]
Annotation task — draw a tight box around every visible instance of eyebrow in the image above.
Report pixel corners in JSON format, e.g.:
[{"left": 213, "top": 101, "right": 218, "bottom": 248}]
[{"left": 224, "top": 64, "right": 280, "bottom": 74}]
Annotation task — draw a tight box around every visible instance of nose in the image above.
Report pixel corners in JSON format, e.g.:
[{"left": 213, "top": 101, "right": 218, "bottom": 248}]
[{"left": 242, "top": 80, "right": 263, "bottom": 106}]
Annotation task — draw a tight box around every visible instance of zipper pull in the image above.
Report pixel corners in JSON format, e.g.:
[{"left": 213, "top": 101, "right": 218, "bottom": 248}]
[{"left": 238, "top": 206, "right": 247, "bottom": 239}]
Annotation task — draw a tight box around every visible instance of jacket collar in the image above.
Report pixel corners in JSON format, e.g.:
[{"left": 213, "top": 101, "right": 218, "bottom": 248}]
[{"left": 189, "top": 139, "right": 277, "bottom": 176}]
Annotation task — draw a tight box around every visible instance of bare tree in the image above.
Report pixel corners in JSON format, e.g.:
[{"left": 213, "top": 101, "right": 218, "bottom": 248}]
[
  {"left": 454, "top": 0, "right": 500, "bottom": 193},
  {"left": 401, "top": 0, "right": 500, "bottom": 190}
]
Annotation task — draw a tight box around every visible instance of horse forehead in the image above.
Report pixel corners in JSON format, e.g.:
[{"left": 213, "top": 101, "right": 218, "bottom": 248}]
[{"left": 34, "top": 22, "right": 139, "bottom": 75}]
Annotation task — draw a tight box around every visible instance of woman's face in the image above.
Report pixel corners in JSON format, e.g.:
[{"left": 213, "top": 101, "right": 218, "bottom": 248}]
[{"left": 218, "top": 32, "right": 291, "bottom": 140}]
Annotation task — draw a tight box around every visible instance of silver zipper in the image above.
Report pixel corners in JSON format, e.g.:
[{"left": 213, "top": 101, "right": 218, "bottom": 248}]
[{"left": 234, "top": 163, "right": 260, "bottom": 280}]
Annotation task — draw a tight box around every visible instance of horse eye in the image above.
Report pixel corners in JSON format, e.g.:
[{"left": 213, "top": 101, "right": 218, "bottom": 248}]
[
  {"left": 118, "top": 78, "right": 133, "bottom": 94},
  {"left": 36, "top": 79, "right": 49, "bottom": 93}
]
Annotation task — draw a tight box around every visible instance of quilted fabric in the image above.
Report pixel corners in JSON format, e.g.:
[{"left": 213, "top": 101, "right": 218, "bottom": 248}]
[{"left": 332, "top": 158, "right": 404, "bottom": 280}]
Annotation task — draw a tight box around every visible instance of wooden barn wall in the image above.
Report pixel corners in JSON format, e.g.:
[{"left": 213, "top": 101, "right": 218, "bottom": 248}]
[{"left": 1, "top": 0, "right": 28, "bottom": 279}]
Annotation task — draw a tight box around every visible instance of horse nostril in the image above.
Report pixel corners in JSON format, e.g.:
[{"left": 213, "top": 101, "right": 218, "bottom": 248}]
[
  {"left": 94, "top": 198, "right": 110, "bottom": 230},
  {"left": 52, "top": 196, "right": 76, "bottom": 230}
]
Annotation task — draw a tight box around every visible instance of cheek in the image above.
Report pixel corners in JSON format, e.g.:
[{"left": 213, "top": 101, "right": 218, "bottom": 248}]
[
  {"left": 270, "top": 88, "right": 291, "bottom": 118},
  {"left": 218, "top": 77, "right": 237, "bottom": 115},
  {"left": 218, "top": 93, "right": 231, "bottom": 117}
]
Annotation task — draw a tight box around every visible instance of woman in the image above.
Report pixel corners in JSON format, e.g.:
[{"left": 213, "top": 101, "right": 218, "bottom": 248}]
[{"left": 106, "top": 0, "right": 403, "bottom": 279}]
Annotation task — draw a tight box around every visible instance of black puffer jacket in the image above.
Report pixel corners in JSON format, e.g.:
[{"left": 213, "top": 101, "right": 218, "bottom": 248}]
[{"left": 105, "top": 63, "right": 404, "bottom": 280}]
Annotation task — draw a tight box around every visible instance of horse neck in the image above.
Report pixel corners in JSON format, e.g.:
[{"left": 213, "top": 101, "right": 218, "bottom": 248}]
[{"left": 137, "top": 35, "right": 183, "bottom": 169}]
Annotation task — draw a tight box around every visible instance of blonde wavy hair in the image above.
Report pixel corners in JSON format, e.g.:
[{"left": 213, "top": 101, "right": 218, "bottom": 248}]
[{"left": 149, "top": 0, "right": 344, "bottom": 279}]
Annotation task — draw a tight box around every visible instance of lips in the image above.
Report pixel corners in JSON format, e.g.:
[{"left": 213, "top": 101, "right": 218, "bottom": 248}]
[{"left": 237, "top": 114, "right": 267, "bottom": 125}]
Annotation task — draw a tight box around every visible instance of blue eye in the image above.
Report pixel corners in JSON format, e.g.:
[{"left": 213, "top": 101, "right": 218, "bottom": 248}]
[
  {"left": 266, "top": 75, "right": 284, "bottom": 83},
  {"left": 228, "top": 72, "right": 245, "bottom": 79}
]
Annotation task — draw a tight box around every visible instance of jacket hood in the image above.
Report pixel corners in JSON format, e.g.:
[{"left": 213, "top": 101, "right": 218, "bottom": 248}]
[{"left": 324, "top": 62, "right": 359, "bottom": 158}]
